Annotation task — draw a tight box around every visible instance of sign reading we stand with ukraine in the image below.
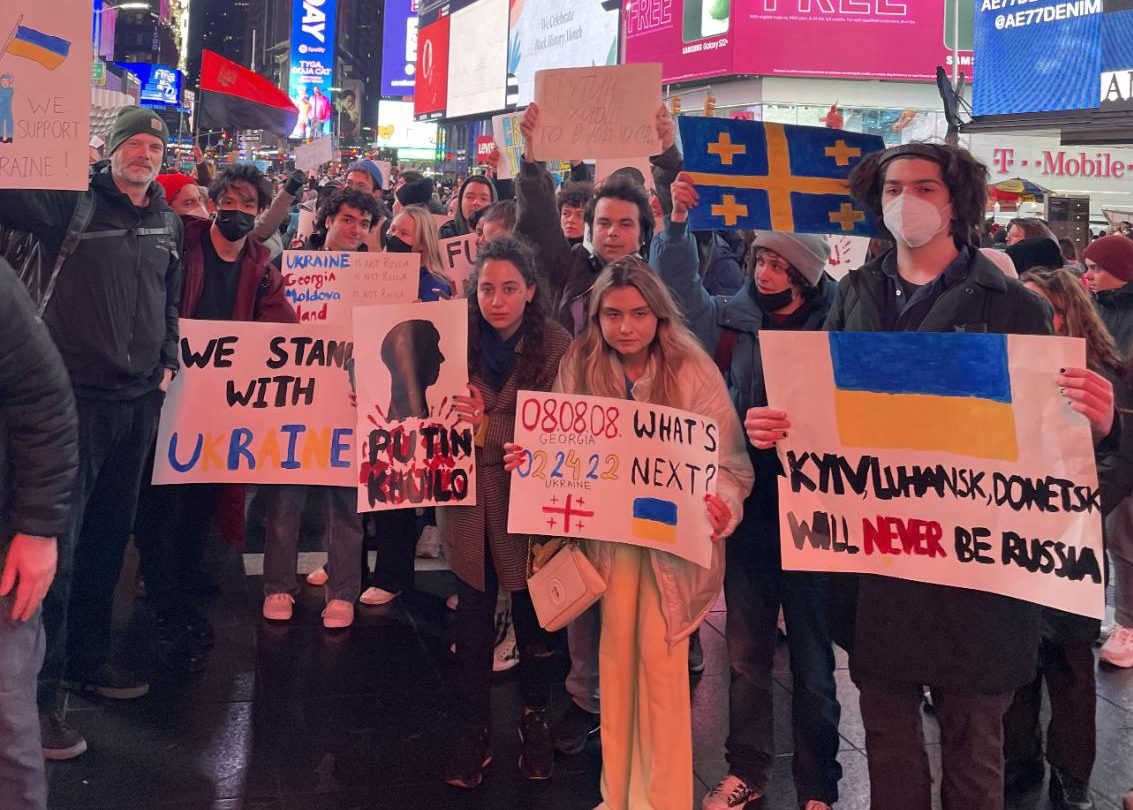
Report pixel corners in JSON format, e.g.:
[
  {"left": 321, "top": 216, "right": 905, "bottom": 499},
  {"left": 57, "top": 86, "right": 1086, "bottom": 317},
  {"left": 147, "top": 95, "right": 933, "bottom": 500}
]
[{"left": 762, "top": 331, "right": 1105, "bottom": 619}]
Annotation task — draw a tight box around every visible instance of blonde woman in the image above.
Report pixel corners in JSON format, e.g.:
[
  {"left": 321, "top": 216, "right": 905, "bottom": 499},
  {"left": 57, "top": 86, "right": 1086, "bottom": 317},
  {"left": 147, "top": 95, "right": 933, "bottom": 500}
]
[
  {"left": 506, "top": 257, "right": 753, "bottom": 809},
  {"left": 384, "top": 204, "right": 452, "bottom": 301}
]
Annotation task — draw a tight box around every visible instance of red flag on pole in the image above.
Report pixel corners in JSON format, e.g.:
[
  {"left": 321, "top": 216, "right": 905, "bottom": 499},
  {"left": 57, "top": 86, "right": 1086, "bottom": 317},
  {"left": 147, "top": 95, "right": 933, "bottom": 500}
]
[{"left": 199, "top": 50, "right": 298, "bottom": 138}]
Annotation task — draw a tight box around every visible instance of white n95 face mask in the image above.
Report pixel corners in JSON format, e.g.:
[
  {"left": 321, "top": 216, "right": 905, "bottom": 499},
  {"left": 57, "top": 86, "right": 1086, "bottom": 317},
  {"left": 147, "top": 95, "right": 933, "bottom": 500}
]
[{"left": 882, "top": 195, "right": 951, "bottom": 249}]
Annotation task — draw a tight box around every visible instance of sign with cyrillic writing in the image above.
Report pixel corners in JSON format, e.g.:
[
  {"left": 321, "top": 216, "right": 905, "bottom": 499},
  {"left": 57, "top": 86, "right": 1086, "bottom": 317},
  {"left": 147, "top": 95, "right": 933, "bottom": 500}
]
[
  {"left": 153, "top": 319, "right": 354, "bottom": 486},
  {"left": 353, "top": 299, "right": 476, "bottom": 511},
  {"left": 438, "top": 233, "right": 478, "bottom": 297},
  {"left": 508, "top": 391, "right": 718, "bottom": 568},
  {"left": 762, "top": 331, "right": 1104, "bottom": 619},
  {"left": 282, "top": 250, "right": 417, "bottom": 324}
]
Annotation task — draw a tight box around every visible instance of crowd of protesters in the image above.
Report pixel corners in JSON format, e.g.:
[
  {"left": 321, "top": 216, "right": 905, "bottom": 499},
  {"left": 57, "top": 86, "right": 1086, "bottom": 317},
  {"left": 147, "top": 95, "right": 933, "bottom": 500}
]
[{"left": 0, "top": 95, "right": 1132, "bottom": 810}]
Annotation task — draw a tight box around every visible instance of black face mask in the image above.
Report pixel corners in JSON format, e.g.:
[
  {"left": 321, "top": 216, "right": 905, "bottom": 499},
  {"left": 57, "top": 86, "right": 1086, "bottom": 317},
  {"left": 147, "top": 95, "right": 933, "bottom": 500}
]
[
  {"left": 385, "top": 235, "right": 413, "bottom": 254},
  {"left": 215, "top": 209, "right": 256, "bottom": 242},
  {"left": 754, "top": 286, "right": 795, "bottom": 313}
]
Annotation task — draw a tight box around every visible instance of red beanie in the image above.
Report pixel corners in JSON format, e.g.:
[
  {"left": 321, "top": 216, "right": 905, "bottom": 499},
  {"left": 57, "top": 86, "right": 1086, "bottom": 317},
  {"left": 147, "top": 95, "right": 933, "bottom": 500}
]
[
  {"left": 1083, "top": 234, "right": 1133, "bottom": 283},
  {"left": 156, "top": 173, "right": 198, "bottom": 205}
]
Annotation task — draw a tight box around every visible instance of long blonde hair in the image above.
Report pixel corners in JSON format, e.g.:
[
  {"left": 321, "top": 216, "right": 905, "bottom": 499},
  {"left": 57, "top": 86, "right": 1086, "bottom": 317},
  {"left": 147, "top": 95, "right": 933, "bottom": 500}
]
[
  {"left": 560, "top": 256, "right": 710, "bottom": 407},
  {"left": 396, "top": 206, "right": 450, "bottom": 288}
]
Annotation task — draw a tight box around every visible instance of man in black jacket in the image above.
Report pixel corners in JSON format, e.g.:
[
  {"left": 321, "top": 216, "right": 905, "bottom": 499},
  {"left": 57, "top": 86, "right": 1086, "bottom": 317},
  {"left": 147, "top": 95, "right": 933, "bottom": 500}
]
[
  {"left": 0, "top": 106, "right": 182, "bottom": 760},
  {"left": 0, "top": 257, "right": 78, "bottom": 808}
]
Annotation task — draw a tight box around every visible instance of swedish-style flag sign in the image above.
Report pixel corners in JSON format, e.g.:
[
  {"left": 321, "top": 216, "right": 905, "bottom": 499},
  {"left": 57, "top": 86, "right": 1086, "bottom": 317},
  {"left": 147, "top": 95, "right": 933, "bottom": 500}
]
[{"left": 678, "top": 117, "right": 885, "bottom": 236}]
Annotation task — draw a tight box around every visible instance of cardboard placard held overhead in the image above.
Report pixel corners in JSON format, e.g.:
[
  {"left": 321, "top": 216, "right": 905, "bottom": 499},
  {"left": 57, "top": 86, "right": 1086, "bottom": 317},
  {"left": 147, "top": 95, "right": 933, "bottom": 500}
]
[
  {"left": 761, "top": 330, "right": 1104, "bottom": 619},
  {"left": 530, "top": 64, "right": 662, "bottom": 162},
  {"left": 438, "top": 233, "right": 478, "bottom": 298},
  {"left": 281, "top": 250, "right": 418, "bottom": 324},
  {"left": 491, "top": 112, "right": 523, "bottom": 180},
  {"left": 294, "top": 135, "right": 334, "bottom": 172},
  {"left": 0, "top": 6, "right": 92, "bottom": 189}
]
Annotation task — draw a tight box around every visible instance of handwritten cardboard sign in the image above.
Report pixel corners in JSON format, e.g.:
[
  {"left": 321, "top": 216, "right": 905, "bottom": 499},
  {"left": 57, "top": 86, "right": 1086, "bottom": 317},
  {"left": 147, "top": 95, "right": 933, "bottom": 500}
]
[
  {"left": 282, "top": 250, "right": 418, "bottom": 324},
  {"left": 294, "top": 135, "right": 334, "bottom": 172},
  {"left": 823, "top": 234, "right": 871, "bottom": 281},
  {"left": 438, "top": 233, "right": 478, "bottom": 297},
  {"left": 353, "top": 299, "right": 476, "bottom": 511},
  {"left": 508, "top": 391, "right": 718, "bottom": 568},
  {"left": 761, "top": 331, "right": 1104, "bottom": 619},
  {"left": 530, "top": 64, "right": 662, "bottom": 162},
  {"left": 153, "top": 320, "right": 355, "bottom": 487},
  {"left": 0, "top": 6, "right": 91, "bottom": 189},
  {"left": 491, "top": 112, "right": 523, "bottom": 180}
]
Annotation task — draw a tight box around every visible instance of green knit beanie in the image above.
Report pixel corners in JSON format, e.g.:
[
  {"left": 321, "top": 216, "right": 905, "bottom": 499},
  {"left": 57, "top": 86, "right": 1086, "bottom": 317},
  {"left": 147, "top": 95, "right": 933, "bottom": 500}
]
[{"left": 108, "top": 106, "right": 169, "bottom": 155}]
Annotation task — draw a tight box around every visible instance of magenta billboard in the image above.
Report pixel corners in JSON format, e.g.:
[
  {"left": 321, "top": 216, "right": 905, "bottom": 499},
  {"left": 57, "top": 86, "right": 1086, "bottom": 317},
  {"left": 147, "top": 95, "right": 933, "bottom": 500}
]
[{"left": 624, "top": 0, "right": 735, "bottom": 84}]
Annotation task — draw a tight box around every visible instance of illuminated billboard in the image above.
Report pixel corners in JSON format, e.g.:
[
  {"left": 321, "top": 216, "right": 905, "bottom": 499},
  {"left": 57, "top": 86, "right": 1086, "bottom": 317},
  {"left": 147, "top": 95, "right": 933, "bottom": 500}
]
[
  {"left": 289, "top": 0, "right": 337, "bottom": 138},
  {"left": 117, "top": 62, "right": 183, "bottom": 107},
  {"left": 381, "top": 0, "right": 418, "bottom": 97},
  {"left": 446, "top": 0, "right": 509, "bottom": 118}
]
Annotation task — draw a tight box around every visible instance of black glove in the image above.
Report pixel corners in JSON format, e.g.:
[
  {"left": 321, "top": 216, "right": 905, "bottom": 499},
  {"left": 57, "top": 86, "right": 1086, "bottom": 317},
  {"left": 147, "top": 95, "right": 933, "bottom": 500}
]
[{"left": 284, "top": 169, "right": 306, "bottom": 197}]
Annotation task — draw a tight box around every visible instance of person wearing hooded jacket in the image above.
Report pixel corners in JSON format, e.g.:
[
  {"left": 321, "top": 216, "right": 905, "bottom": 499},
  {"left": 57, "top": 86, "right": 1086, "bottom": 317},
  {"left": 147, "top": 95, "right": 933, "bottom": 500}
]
[
  {"left": 654, "top": 172, "right": 843, "bottom": 810},
  {"left": 439, "top": 175, "right": 498, "bottom": 240}
]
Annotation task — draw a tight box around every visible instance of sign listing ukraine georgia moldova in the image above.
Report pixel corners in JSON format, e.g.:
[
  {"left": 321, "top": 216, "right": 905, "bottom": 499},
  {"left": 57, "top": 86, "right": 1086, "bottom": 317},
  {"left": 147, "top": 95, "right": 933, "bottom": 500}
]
[{"left": 508, "top": 391, "right": 719, "bottom": 568}]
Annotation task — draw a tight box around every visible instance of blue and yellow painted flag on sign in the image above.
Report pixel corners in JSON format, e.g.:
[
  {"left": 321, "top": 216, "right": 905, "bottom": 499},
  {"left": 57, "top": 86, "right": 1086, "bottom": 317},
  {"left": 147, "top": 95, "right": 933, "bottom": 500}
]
[
  {"left": 631, "top": 498, "right": 678, "bottom": 544},
  {"left": 828, "top": 332, "right": 1019, "bottom": 462},
  {"left": 678, "top": 117, "right": 884, "bottom": 237},
  {"left": 4, "top": 25, "right": 71, "bottom": 70}
]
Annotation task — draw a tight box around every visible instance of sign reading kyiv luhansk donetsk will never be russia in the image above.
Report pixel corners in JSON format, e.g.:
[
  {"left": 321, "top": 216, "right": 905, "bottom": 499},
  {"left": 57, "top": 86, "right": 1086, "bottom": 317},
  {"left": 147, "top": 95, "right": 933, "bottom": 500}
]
[
  {"left": 761, "top": 331, "right": 1104, "bottom": 619},
  {"left": 508, "top": 392, "right": 719, "bottom": 569}
]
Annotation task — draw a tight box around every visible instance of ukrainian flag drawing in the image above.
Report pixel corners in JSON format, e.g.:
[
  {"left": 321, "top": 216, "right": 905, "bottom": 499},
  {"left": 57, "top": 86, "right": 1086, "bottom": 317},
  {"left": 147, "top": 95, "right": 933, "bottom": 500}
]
[
  {"left": 677, "top": 116, "right": 885, "bottom": 237},
  {"left": 631, "top": 498, "right": 678, "bottom": 544},
  {"left": 5, "top": 25, "right": 71, "bottom": 71},
  {"left": 829, "top": 332, "right": 1019, "bottom": 462}
]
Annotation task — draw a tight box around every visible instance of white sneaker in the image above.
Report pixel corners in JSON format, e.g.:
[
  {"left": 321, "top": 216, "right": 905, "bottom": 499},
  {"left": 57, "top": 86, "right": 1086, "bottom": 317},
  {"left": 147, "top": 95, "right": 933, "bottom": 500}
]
[
  {"left": 322, "top": 598, "right": 354, "bottom": 629},
  {"left": 493, "top": 625, "right": 519, "bottom": 673},
  {"left": 306, "top": 567, "right": 328, "bottom": 587},
  {"left": 359, "top": 586, "right": 400, "bottom": 606},
  {"left": 702, "top": 774, "right": 762, "bottom": 809},
  {"left": 263, "top": 593, "right": 295, "bottom": 621},
  {"left": 1101, "top": 625, "right": 1133, "bottom": 668},
  {"left": 415, "top": 525, "right": 442, "bottom": 559}
]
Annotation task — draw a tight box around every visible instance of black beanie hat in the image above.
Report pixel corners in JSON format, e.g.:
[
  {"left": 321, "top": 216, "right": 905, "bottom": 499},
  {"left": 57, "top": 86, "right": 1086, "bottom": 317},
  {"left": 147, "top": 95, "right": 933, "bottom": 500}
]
[
  {"left": 1005, "top": 237, "right": 1064, "bottom": 275},
  {"left": 108, "top": 106, "right": 169, "bottom": 155},
  {"left": 396, "top": 176, "right": 435, "bottom": 207}
]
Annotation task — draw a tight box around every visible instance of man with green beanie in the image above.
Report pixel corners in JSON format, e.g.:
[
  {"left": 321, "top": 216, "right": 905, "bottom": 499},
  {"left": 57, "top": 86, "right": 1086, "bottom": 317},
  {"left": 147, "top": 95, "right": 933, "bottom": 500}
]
[{"left": 0, "top": 104, "right": 183, "bottom": 761}]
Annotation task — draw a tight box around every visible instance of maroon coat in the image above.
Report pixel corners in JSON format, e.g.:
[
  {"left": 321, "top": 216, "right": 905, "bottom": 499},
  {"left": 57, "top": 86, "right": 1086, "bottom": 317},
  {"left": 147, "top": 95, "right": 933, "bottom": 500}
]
[{"left": 180, "top": 216, "right": 298, "bottom": 323}]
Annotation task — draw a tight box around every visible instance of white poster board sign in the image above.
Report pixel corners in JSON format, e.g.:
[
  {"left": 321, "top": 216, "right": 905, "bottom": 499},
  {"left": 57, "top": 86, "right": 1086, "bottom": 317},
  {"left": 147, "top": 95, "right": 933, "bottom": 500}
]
[
  {"left": 439, "top": 233, "right": 478, "bottom": 297},
  {"left": 282, "top": 250, "right": 418, "bottom": 324},
  {"left": 491, "top": 112, "right": 523, "bottom": 181},
  {"left": 294, "top": 135, "right": 334, "bottom": 172}
]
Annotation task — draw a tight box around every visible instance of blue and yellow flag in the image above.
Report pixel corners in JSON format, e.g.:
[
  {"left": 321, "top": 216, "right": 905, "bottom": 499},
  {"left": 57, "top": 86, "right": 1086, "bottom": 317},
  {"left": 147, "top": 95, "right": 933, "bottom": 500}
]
[
  {"left": 5, "top": 25, "right": 71, "bottom": 71},
  {"left": 678, "top": 117, "right": 884, "bottom": 236},
  {"left": 829, "top": 332, "right": 1019, "bottom": 462}
]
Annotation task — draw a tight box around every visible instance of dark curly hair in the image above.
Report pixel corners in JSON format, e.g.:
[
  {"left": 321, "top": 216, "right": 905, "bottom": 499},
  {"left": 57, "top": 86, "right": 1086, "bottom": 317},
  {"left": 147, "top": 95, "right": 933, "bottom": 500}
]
[
  {"left": 584, "top": 175, "right": 654, "bottom": 256},
  {"left": 557, "top": 181, "right": 593, "bottom": 212},
  {"left": 208, "top": 163, "right": 272, "bottom": 210},
  {"left": 848, "top": 142, "right": 988, "bottom": 247},
  {"left": 467, "top": 235, "right": 550, "bottom": 390},
  {"left": 317, "top": 188, "right": 382, "bottom": 232}
]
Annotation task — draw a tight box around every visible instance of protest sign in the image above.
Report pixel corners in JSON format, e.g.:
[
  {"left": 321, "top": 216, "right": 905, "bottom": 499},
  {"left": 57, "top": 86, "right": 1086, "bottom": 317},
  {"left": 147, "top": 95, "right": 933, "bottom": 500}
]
[
  {"left": 491, "top": 112, "right": 523, "bottom": 180},
  {"left": 438, "top": 233, "right": 478, "bottom": 297},
  {"left": 153, "top": 320, "right": 355, "bottom": 487},
  {"left": 761, "top": 331, "right": 1104, "bottom": 619},
  {"left": 353, "top": 299, "right": 476, "bottom": 511},
  {"left": 823, "top": 234, "right": 871, "bottom": 281},
  {"left": 530, "top": 64, "right": 662, "bottom": 162},
  {"left": 594, "top": 157, "right": 655, "bottom": 192},
  {"left": 294, "top": 135, "right": 334, "bottom": 172},
  {"left": 508, "top": 391, "right": 718, "bottom": 568},
  {"left": 295, "top": 205, "right": 316, "bottom": 244},
  {"left": 282, "top": 250, "right": 417, "bottom": 324},
  {"left": 375, "top": 159, "right": 392, "bottom": 190},
  {"left": 0, "top": 6, "right": 91, "bottom": 189}
]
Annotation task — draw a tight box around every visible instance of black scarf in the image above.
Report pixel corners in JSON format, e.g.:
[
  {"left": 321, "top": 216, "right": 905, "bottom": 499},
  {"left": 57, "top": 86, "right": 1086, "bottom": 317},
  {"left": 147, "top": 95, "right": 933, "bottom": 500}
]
[
  {"left": 480, "top": 318, "right": 526, "bottom": 391},
  {"left": 750, "top": 278, "right": 823, "bottom": 330}
]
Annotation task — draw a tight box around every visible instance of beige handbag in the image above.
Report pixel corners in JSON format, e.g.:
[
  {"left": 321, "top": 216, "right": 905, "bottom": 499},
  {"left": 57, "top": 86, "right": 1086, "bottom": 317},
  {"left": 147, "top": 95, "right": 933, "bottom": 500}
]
[{"left": 526, "top": 538, "right": 606, "bottom": 632}]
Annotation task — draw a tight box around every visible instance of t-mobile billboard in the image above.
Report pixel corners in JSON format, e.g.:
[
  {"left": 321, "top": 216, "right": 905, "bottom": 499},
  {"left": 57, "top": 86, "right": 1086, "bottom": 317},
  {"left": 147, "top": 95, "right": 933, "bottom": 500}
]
[
  {"left": 624, "top": 0, "right": 735, "bottom": 84},
  {"left": 289, "top": 0, "right": 337, "bottom": 137}
]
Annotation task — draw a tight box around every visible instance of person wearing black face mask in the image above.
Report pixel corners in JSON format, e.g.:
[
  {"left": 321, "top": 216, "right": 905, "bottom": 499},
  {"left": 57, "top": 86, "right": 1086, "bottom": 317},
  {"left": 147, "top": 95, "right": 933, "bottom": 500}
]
[
  {"left": 133, "top": 163, "right": 297, "bottom": 674},
  {"left": 656, "top": 168, "right": 845, "bottom": 810}
]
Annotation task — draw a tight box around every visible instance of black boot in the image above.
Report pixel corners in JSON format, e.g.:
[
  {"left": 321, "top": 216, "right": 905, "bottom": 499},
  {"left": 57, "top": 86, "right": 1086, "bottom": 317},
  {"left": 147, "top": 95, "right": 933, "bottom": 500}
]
[
  {"left": 445, "top": 725, "right": 491, "bottom": 789},
  {"left": 518, "top": 708, "right": 553, "bottom": 780}
]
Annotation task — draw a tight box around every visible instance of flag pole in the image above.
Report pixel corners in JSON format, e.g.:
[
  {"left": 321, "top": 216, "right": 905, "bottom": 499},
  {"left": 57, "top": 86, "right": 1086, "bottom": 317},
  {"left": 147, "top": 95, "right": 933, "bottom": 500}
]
[{"left": 1, "top": 15, "right": 24, "bottom": 58}]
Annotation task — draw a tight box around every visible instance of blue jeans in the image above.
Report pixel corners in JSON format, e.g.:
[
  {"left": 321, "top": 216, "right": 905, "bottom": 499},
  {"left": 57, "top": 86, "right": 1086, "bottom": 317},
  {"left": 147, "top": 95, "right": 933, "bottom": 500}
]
[
  {"left": 0, "top": 599, "right": 46, "bottom": 810},
  {"left": 262, "top": 485, "right": 362, "bottom": 603},
  {"left": 724, "top": 523, "right": 842, "bottom": 805}
]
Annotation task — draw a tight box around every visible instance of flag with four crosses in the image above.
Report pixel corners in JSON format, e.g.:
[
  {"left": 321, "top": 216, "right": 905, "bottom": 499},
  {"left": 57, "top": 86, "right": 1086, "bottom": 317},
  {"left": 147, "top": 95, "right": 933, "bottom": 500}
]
[{"left": 677, "top": 117, "right": 885, "bottom": 237}]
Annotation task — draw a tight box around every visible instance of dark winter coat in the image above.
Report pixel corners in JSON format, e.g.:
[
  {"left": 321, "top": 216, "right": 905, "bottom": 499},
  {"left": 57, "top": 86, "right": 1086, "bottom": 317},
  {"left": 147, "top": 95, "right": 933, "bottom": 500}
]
[
  {"left": 0, "top": 258, "right": 78, "bottom": 551},
  {"left": 0, "top": 167, "right": 182, "bottom": 400},
  {"left": 438, "top": 176, "right": 499, "bottom": 239},
  {"left": 1095, "top": 281, "right": 1133, "bottom": 355},
  {"left": 826, "top": 248, "right": 1055, "bottom": 694}
]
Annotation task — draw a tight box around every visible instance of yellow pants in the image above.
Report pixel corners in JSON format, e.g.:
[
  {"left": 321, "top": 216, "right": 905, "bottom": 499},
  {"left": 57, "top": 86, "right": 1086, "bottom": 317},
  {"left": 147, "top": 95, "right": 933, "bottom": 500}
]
[{"left": 596, "top": 544, "right": 693, "bottom": 810}]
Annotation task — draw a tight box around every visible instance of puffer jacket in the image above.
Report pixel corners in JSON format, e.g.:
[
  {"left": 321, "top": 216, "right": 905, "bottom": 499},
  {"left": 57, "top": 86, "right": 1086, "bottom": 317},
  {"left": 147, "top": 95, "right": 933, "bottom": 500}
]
[{"left": 554, "top": 352, "right": 753, "bottom": 646}]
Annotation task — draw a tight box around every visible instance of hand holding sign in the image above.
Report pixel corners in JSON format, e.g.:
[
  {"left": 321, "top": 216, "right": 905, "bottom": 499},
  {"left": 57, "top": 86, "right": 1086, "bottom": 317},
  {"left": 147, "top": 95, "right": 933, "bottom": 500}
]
[
  {"left": 744, "top": 407, "right": 790, "bottom": 450},
  {"left": 1058, "top": 367, "right": 1114, "bottom": 441},
  {"left": 670, "top": 172, "right": 699, "bottom": 223}
]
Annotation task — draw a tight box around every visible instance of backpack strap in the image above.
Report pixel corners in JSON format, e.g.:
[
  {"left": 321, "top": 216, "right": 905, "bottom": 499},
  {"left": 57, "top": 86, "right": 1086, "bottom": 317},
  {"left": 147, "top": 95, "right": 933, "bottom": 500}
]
[{"left": 37, "top": 190, "right": 96, "bottom": 319}]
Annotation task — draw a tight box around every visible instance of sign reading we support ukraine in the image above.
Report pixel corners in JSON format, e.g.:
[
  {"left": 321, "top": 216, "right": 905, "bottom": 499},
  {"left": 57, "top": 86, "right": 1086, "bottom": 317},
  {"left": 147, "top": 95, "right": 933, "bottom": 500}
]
[
  {"left": 153, "top": 320, "right": 355, "bottom": 487},
  {"left": 762, "top": 331, "right": 1104, "bottom": 619},
  {"left": 508, "top": 392, "right": 719, "bottom": 568},
  {"left": 677, "top": 117, "right": 884, "bottom": 237}
]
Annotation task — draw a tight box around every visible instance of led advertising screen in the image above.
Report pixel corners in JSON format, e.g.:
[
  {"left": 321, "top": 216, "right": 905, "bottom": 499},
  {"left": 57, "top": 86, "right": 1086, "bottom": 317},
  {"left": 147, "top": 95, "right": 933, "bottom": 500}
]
[
  {"left": 734, "top": 0, "right": 973, "bottom": 82},
  {"left": 507, "top": 0, "right": 620, "bottom": 107},
  {"left": 414, "top": 14, "right": 450, "bottom": 118},
  {"left": 624, "top": 0, "right": 735, "bottom": 84},
  {"left": 445, "top": 0, "right": 509, "bottom": 118},
  {"left": 381, "top": 0, "right": 418, "bottom": 97},
  {"left": 377, "top": 99, "right": 438, "bottom": 150},
  {"left": 289, "top": 0, "right": 337, "bottom": 137},
  {"left": 118, "top": 63, "right": 183, "bottom": 106}
]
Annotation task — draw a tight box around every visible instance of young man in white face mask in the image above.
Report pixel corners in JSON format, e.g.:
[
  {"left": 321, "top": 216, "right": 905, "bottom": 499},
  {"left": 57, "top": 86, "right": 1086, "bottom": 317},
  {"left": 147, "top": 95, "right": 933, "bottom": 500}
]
[{"left": 745, "top": 143, "right": 1115, "bottom": 810}]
